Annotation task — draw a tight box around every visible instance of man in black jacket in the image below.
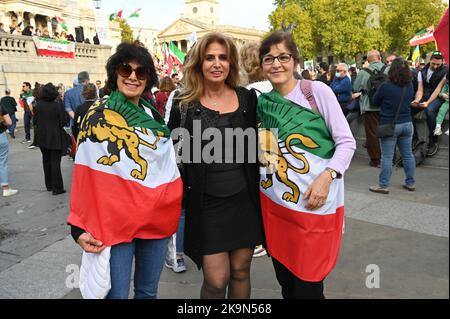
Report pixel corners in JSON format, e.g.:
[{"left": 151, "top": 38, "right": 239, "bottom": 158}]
[
  {"left": 411, "top": 51, "right": 448, "bottom": 156},
  {"left": 0, "top": 89, "right": 18, "bottom": 138}
]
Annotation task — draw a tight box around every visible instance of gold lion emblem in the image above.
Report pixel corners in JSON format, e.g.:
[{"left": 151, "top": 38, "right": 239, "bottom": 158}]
[
  {"left": 78, "top": 104, "right": 161, "bottom": 181},
  {"left": 259, "top": 129, "right": 319, "bottom": 203}
]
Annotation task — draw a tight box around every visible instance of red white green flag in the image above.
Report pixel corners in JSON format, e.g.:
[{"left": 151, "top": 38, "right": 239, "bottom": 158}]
[
  {"left": 109, "top": 10, "right": 123, "bottom": 21},
  {"left": 54, "top": 16, "right": 68, "bottom": 31},
  {"left": 68, "top": 91, "right": 183, "bottom": 246},
  {"left": 33, "top": 37, "right": 75, "bottom": 59},
  {"left": 168, "top": 41, "right": 186, "bottom": 76},
  {"left": 257, "top": 91, "right": 345, "bottom": 282},
  {"left": 409, "top": 26, "right": 435, "bottom": 46},
  {"left": 129, "top": 8, "right": 141, "bottom": 19}
]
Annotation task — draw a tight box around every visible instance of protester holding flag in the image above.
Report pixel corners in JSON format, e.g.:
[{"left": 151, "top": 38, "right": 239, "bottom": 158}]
[
  {"left": 257, "top": 31, "right": 356, "bottom": 299},
  {"left": 168, "top": 32, "right": 263, "bottom": 299},
  {"left": 68, "top": 41, "right": 183, "bottom": 299}
]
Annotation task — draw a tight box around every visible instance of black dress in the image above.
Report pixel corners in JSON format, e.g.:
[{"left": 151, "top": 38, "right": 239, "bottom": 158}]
[
  {"left": 201, "top": 112, "right": 261, "bottom": 254},
  {"left": 168, "top": 87, "right": 264, "bottom": 269}
]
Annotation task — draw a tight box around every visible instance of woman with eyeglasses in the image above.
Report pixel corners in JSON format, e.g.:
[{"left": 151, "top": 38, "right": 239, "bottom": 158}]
[
  {"left": 257, "top": 31, "right": 356, "bottom": 299},
  {"left": 68, "top": 41, "right": 183, "bottom": 299},
  {"left": 168, "top": 32, "right": 263, "bottom": 299}
]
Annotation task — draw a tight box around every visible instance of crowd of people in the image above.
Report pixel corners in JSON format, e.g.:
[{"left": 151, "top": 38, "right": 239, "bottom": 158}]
[
  {"left": 0, "top": 22, "right": 99, "bottom": 44},
  {"left": 0, "top": 29, "right": 448, "bottom": 300}
]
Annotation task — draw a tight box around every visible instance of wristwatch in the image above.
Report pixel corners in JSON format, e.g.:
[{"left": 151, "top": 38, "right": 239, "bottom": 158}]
[{"left": 325, "top": 168, "right": 338, "bottom": 180}]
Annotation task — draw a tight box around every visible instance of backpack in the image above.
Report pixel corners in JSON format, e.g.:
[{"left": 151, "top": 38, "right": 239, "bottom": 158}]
[
  {"left": 395, "top": 140, "right": 427, "bottom": 167},
  {"left": 363, "top": 65, "right": 388, "bottom": 105}
]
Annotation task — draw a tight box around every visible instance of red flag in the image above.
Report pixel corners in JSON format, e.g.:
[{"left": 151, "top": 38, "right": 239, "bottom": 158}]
[{"left": 434, "top": 9, "right": 449, "bottom": 63}]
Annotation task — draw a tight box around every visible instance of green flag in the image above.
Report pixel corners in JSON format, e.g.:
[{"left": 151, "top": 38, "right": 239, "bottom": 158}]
[{"left": 129, "top": 8, "right": 141, "bottom": 19}]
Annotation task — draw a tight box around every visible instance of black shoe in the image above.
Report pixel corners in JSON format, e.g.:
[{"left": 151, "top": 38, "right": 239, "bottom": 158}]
[
  {"left": 8, "top": 132, "right": 15, "bottom": 139},
  {"left": 369, "top": 161, "right": 380, "bottom": 168},
  {"left": 52, "top": 190, "right": 66, "bottom": 195},
  {"left": 426, "top": 142, "right": 439, "bottom": 157}
]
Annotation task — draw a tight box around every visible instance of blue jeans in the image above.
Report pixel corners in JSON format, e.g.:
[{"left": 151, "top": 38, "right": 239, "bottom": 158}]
[
  {"left": 8, "top": 114, "right": 17, "bottom": 135},
  {"left": 412, "top": 97, "right": 444, "bottom": 143},
  {"left": 176, "top": 208, "right": 185, "bottom": 254},
  {"left": 106, "top": 237, "right": 169, "bottom": 299},
  {"left": 379, "top": 122, "right": 416, "bottom": 188},
  {"left": 0, "top": 132, "right": 9, "bottom": 186}
]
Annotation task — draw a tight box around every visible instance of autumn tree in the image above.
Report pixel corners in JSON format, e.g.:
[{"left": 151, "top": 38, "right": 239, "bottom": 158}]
[
  {"left": 269, "top": 2, "right": 314, "bottom": 59},
  {"left": 115, "top": 18, "right": 134, "bottom": 43},
  {"left": 384, "top": 0, "right": 446, "bottom": 57},
  {"left": 269, "top": 0, "right": 447, "bottom": 61}
]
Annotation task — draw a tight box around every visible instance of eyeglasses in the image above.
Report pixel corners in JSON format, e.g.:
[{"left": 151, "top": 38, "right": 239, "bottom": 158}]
[
  {"left": 117, "top": 63, "right": 148, "bottom": 81},
  {"left": 262, "top": 54, "right": 293, "bottom": 65}
]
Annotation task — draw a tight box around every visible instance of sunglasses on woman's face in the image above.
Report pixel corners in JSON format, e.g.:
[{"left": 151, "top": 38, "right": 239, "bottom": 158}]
[{"left": 117, "top": 63, "right": 148, "bottom": 81}]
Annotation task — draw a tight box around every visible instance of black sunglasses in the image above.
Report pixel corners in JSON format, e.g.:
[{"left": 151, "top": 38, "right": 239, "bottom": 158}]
[{"left": 117, "top": 63, "right": 148, "bottom": 81}]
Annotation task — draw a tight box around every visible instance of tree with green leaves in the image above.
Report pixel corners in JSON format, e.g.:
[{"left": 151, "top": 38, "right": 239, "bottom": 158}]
[
  {"left": 384, "top": 0, "right": 446, "bottom": 57},
  {"left": 269, "top": 0, "right": 447, "bottom": 61},
  {"left": 269, "top": 2, "right": 314, "bottom": 59},
  {"left": 114, "top": 17, "right": 134, "bottom": 43}
]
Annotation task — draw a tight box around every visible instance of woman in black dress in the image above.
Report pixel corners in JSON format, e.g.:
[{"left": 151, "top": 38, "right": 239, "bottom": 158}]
[
  {"left": 33, "top": 83, "right": 68, "bottom": 195},
  {"left": 168, "top": 32, "right": 263, "bottom": 299}
]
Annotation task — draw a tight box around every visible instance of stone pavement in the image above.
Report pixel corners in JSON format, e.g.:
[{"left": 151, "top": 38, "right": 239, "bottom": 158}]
[{"left": 0, "top": 129, "right": 448, "bottom": 299}]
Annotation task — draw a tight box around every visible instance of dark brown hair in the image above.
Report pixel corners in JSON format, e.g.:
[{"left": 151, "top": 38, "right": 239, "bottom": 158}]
[
  {"left": 82, "top": 83, "right": 97, "bottom": 100},
  {"left": 259, "top": 31, "right": 300, "bottom": 66},
  {"left": 389, "top": 58, "right": 413, "bottom": 87},
  {"left": 106, "top": 41, "right": 158, "bottom": 94}
]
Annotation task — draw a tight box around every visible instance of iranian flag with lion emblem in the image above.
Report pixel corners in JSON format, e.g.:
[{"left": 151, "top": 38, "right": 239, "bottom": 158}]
[
  {"left": 257, "top": 90, "right": 344, "bottom": 282},
  {"left": 68, "top": 91, "right": 183, "bottom": 247}
]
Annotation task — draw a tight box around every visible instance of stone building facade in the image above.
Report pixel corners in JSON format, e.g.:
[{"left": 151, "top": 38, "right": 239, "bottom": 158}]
[{"left": 158, "top": 0, "right": 267, "bottom": 53}]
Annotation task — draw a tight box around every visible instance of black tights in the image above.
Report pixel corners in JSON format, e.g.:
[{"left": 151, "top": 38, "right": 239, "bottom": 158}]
[{"left": 200, "top": 248, "right": 253, "bottom": 299}]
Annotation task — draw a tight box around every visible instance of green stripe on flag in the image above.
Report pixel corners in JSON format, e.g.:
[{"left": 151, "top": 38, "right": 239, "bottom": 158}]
[
  {"left": 257, "top": 90, "right": 336, "bottom": 159},
  {"left": 105, "top": 90, "right": 170, "bottom": 137},
  {"left": 169, "top": 42, "right": 186, "bottom": 64}
]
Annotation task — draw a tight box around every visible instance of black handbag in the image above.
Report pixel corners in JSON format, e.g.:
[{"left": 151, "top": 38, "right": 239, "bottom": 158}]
[{"left": 376, "top": 87, "right": 407, "bottom": 138}]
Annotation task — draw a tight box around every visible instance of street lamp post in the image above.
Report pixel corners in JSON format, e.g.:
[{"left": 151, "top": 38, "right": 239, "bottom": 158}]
[{"left": 93, "top": 0, "right": 102, "bottom": 10}]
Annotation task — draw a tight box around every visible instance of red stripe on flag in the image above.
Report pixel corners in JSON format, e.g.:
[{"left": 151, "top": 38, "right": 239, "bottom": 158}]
[
  {"left": 36, "top": 49, "right": 75, "bottom": 59},
  {"left": 260, "top": 192, "right": 344, "bottom": 282},
  {"left": 68, "top": 164, "right": 183, "bottom": 246},
  {"left": 435, "top": 9, "right": 449, "bottom": 63}
]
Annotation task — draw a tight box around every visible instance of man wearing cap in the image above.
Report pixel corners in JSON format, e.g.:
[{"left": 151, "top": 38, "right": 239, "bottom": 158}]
[
  {"left": 64, "top": 71, "right": 89, "bottom": 120},
  {"left": 411, "top": 51, "right": 448, "bottom": 156},
  {"left": 0, "top": 89, "right": 18, "bottom": 138}
]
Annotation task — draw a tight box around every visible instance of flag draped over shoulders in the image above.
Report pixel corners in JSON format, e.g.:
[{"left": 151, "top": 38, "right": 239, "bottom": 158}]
[
  {"left": 257, "top": 90, "right": 344, "bottom": 282},
  {"left": 68, "top": 90, "right": 183, "bottom": 247}
]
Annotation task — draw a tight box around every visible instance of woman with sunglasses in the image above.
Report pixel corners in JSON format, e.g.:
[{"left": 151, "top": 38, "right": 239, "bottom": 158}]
[
  {"left": 257, "top": 31, "right": 356, "bottom": 299},
  {"left": 168, "top": 32, "right": 263, "bottom": 299},
  {"left": 68, "top": 41, "right": 183, "bottom": 299}
]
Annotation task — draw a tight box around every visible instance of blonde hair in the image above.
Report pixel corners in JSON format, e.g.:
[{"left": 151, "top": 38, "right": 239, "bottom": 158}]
[
  {"left": 240, "top": 42, "right": 264, "bottom": 84},
  {"left": 177, "top": 32, "right": 240, "bottom": 107}
]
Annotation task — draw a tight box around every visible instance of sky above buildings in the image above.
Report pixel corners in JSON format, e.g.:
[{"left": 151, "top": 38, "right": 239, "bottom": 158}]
[{"left": 98, "top": 0, "right": 276, "bottom": 31}]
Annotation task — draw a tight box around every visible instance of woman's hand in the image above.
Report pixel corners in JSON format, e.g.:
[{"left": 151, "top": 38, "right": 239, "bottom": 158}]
[
  {"left": 77, "top": 233, "right": 106, "bottom": 254},
  {"left": 303, "top": 171, "right": 333, "bottom": 211}
]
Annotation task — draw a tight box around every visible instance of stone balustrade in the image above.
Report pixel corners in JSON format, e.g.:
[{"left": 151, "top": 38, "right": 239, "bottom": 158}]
[
  {"left": 0, "top": 33, "right": 112, "bottom": 104},
  {"left": 0, "top": 34, "right": 32, "bottom": 55},
  {"left": 0, "top": 33, "right": 111, "bottom": 59}
]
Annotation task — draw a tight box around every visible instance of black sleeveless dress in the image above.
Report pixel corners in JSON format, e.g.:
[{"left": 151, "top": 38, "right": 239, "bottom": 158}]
[{"left": 200, "top": 111, "right": 262, "bottom": 254}]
